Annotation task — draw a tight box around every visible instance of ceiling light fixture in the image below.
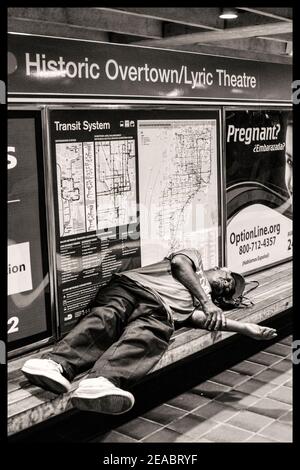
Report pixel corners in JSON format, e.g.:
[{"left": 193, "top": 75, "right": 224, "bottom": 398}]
[{"left": 219, "top": 8, "right": 238, "bottom": 19}]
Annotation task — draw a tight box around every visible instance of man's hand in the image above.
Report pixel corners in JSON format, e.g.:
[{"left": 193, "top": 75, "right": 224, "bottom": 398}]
[{"left": 202, "top": 300, "right": 226, "bottom": 331}]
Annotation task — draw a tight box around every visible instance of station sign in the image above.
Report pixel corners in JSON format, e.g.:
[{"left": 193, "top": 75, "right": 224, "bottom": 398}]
[{"left": 8, "top": 33, "right": 292, "bottom": 102}]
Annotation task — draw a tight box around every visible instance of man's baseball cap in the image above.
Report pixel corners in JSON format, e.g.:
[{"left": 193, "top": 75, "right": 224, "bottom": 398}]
[
  {"left": 217, "top": 268, "right": 257, "bottom": 309},
  {"left": 230, "top": 271, "right": 246, "bottom": 300}
]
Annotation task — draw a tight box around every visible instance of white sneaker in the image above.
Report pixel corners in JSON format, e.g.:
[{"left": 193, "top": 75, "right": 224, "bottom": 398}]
[
  {"left": 71, "top": 377, "right": 135, "bottom": 415},
  {"left": 21, "top": 358, "right": 71, "bottom": 394}
]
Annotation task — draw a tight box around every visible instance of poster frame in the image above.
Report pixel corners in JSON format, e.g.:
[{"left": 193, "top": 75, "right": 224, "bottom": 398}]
[
  {"left": 7, "top": 106, "right": 56, "bottom": 357},
  {"left": 45, "top": 103, "right": 224, "bottom": 338},
  {"left": 222, "top": 105, "right": 293, "bottom": 276}
]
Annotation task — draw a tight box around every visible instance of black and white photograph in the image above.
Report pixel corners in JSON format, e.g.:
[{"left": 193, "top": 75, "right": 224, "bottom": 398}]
[{"left": 3, "top": 4, "right": 297, "bottom": 459}]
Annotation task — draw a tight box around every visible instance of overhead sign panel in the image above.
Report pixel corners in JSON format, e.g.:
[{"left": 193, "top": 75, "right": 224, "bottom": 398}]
[{"left": 8, "top": 33, "right": 292, "bottom": 101}]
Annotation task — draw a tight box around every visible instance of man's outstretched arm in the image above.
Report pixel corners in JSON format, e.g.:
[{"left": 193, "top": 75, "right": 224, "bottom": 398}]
[{"left": 170, "top": 254, "right": 226, "bottom": 330}]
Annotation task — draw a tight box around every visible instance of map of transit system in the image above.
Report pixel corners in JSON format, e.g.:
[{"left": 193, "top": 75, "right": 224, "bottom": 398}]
[
  {"left": 95, "top": 138, "right": 136, "bottom": 230},
  {"left": 56, "top": 136, "right": 137, "bottom": 237},
  {"left": 53, "top": 112, "right": 220, "bottom": 330},
  {"left": 137, "top": 119, "right": 219, "bottom": 268}
]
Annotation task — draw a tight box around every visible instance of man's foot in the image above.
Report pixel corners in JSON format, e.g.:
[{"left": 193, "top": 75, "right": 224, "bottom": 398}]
[
  {"left": 71, "top": 377, "right": 135, "bottom": 415},
  {"left": 243, "top": 323, "right": 277, "bottom": 340},
  {"left": 21, "top": 358, "right": 71, "bottom": 394}
]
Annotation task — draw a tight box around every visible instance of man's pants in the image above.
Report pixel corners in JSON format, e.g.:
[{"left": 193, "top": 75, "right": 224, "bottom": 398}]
[{"left": 46, "top": 276, "right": 174, "bottom": 389}]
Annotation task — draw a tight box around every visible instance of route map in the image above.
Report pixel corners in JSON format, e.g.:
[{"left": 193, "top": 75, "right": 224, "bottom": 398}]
[
  {"left": 56, "top": 136, "right": 137, "bottom": 237},
  {"left": 137, "top": 119, "right": 219, "bottom": 268},
  {"left": 56, "top": 142, "right": 86, "bottom": 237},
  {"left": 95, "top": 137, "right": 137, "bottom": 230}
]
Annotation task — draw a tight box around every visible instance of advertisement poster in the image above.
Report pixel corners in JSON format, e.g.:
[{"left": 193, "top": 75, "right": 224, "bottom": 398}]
[
  {"left": 226, "top": 109, "right": 293, "bottom": 274},
  {"left": 49, "top": 109, "right": 141, "bottom": 334},
  {"left": 137, "top": 114, "right": 220, "bottom": 269},
  {"left": 7, "top": 112, "right": 51, "bottom": 349}
]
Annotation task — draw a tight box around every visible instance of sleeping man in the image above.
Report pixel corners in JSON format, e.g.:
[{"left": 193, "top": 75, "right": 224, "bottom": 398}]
[{"left": 22, "top": 248, "right": 276, "bottom": 415}]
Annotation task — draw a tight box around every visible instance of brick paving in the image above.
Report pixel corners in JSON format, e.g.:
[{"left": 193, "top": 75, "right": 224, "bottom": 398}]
[{"left": 92, "top": 334, "right": 293, "bottom": 443}]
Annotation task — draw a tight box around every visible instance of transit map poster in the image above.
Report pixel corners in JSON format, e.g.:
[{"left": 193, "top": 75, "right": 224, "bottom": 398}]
[
  {"left": 50, "top": 108, "right": 221, "bottom": 335},
  {"left": 226, "top": 109, "right": 293, "bottom": 274},
  {"left": 49, "top": 109, "right": 141, "bottom": 334},
  {"left": 137, "top": 112, "right": 220, "bottom": 270}
]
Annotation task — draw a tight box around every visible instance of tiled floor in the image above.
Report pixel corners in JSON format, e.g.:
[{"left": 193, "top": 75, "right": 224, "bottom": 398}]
[{"left": 91, "top": 334, "right": 293, "bottom": 443}]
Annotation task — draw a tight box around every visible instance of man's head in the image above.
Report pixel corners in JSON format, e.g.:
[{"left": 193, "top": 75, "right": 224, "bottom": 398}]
[{"left": 205, "top": 267, "right": 246, "bottom": 308}]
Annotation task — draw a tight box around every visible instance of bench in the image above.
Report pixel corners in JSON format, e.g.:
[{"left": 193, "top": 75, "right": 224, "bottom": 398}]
[{"left": 8, "top": 261, "right": 292, "bottom": 436}]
